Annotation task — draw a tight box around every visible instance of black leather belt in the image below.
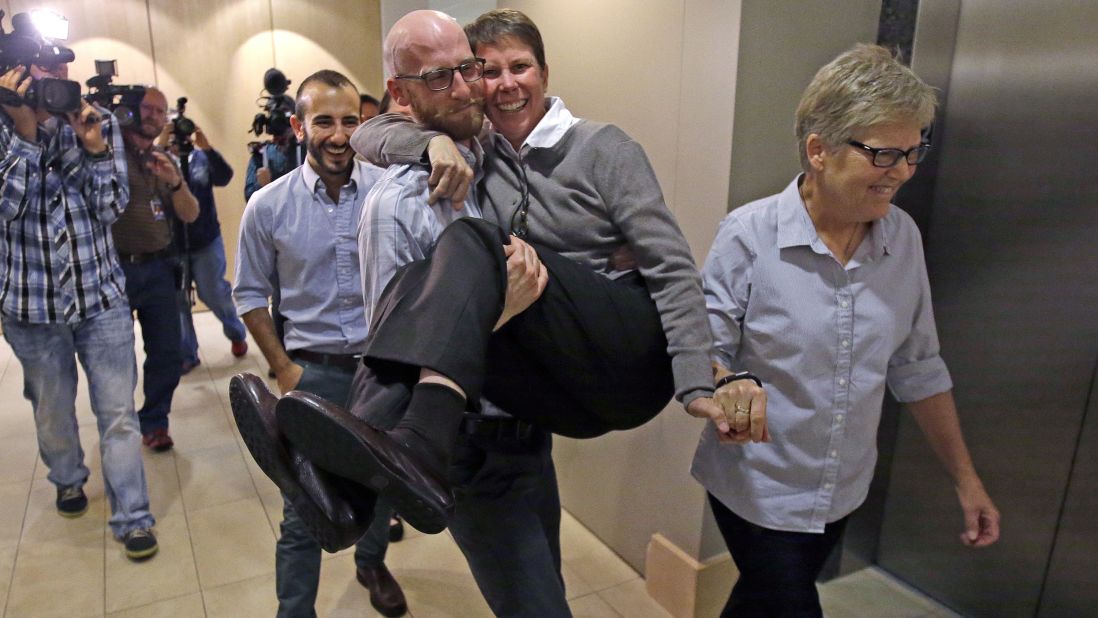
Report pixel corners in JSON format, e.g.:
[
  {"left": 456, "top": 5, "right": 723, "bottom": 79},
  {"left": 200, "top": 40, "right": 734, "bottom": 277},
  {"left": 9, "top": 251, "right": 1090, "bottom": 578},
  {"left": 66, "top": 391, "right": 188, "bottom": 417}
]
[
  {"left": 118, "top": 248, "right": 173, "bottom": 264},
  {"left": 460, "top": 413, "right": 537, "bottom": 443},
  {"left": 290, "top": 350, "right": 362, "bottom": 373}
]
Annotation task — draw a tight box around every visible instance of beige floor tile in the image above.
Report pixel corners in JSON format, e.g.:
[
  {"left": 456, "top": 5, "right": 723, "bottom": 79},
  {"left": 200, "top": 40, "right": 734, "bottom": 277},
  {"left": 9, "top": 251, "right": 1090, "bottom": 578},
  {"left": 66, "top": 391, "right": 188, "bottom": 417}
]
[
  {"left": 385, "top": 530, "right": 493, "bottom": 617},
  {"left": 258, "top": 489, "right": 286, "bottom": 537},
  {"left": 559, "top": 511, "right": 639, "bottom": 593},
  {"left": 244, "top": 449, "right": 282, "bottom": 497},
  {"left": 189, "top": 497, "right": 276, "bottom": 589},
  {"left": 107, "top": 591, "right": 206, "bottom": 617},
  {"left": 865, "top": 567, "right": 952, "bottom": 614},
  {"left": 562, "top": 561, "right": 595, "bottom": 600},
  {"left": 176, "top": 441, "right": 256, "bottom": 511},
  {"left": 6, "top": 526, "right": 105, "bottom": 616},
  {"left": 105, "top": 514, "right": 200, "bottom": 613},
  {"left": 569, "top": 592, "right": 622, "bottom": 618},
  {"left": 203, "top": 572, "right": 279, "bottom": 618},
  {"left": 0, "top": 369, "right": 38, "bottom": 440},
  {"left": 172, "top": 379, "right": 227, "bottom": 415},
  {"left": 818, "top": 568, "right": 934, "bottom": 618},
  {"left": 0, "top": 544, "right": 16, "bottom": 612},
  {"left": 21, "top": 477, "right": 108, "bottom": 542},
  {"left": 0, "top": 480, "right": 30, "bottom": 548},
  {"left": 143, "top": 448, "right": 185, "bottom": 519},
  {"left": 168, "top": 402, "right": 238, "bottom": 452},
  {"left": 597, "top": 578, "right": 671, "bottom": 618},
  {"left": 0, "top": 431, "right": 38, "bottom": 485},
  {"left": 313, "top": 552, "right": 386, "bottom": 617}
]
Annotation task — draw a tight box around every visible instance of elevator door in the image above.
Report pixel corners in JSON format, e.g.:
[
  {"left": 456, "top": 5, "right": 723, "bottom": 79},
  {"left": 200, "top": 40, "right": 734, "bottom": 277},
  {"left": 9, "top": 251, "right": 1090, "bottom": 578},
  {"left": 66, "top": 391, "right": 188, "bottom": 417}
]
[{"left": 874, "top": 0, "right": 1098, "bottom": 616}]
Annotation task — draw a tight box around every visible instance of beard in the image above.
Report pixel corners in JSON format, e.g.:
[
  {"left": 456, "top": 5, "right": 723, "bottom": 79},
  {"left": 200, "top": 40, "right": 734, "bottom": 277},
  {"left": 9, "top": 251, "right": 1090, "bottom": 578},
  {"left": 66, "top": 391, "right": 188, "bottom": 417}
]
[
  {"left": 302, "top": 128, "right": 353, "bottom": 176},
  {"left": 412, "top": 98, "right": 485, "bottom": 142}
]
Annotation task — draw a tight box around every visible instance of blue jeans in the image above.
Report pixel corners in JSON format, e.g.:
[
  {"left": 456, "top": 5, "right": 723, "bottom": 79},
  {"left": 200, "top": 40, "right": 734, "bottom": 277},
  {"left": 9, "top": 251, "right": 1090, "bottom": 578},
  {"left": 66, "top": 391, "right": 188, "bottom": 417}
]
[
  {"left": 448, "top": 433, "right": 569, "bottom": 618},
  {"left": 121, "top": 257, "right": 182, "bottom": 433},
  {"left": 179, "top": 236, "right": 247, "bottom": 365},
  {"left": 275, "top": 359, "right": 393, "bottom": 618},
  {"left": 2, "top": 306, "right": 155, "bottom": 538}
]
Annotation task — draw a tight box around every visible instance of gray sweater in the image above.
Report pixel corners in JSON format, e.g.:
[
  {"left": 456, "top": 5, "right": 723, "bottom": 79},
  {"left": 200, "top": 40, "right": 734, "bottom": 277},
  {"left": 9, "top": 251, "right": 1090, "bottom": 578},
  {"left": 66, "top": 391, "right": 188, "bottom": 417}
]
[{"left": 353, "top": 107, "right": 714, "bottom": 404}]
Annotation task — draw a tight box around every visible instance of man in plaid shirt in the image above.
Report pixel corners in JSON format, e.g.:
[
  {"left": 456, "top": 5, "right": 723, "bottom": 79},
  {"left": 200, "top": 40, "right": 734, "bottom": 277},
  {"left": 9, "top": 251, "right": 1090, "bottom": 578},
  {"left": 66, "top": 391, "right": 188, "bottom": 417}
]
[{"left": 0, "top": 61, "right": 157, "bottom": 560}]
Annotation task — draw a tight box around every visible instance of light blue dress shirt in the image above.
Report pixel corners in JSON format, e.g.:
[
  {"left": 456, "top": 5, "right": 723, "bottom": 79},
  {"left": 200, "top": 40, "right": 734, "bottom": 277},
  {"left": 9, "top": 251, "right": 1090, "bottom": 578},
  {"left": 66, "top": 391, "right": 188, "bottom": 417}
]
[
  {"left": 692, "top": 176, "right": 953, "bottom": 533},
  {"left": 234, "top": 159, "right": 384, "bottom": 354}
]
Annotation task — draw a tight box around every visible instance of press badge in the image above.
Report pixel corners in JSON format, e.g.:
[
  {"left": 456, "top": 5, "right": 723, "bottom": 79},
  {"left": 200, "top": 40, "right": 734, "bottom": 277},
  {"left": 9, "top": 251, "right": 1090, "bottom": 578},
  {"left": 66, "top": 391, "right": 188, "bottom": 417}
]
[{"left": 150, "top": 197, "right": 166, "bottom": 221}]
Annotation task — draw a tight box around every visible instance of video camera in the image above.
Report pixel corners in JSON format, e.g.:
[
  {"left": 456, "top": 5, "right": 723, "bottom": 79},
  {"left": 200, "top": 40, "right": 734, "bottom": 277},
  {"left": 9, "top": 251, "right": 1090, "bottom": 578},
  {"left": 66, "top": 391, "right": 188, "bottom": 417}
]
[
  {"left": 171, "top": 96, "right": 196, "bottom": 153},
  {"left": 0, "top": 10, "right": 82, "bottom": 114},
  {"left": 84, "top": 59, "right": 145, "bottom": 129},
  {"left": 250, "top": 68, "right": 294, "bottom": 138}
]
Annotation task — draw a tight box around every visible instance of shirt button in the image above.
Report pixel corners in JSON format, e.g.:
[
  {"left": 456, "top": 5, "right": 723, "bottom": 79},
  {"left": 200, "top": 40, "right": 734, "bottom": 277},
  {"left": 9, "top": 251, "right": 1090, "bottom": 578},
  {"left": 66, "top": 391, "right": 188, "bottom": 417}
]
[
  {"left": 824, "top": 482, "right": 834, "bottom": 490},
  {"left": 836, "top": 414, "right": 844, "bottom": 423},
  {"left": 841, "top": 339, "right": 850, "bottom": 348},
  {"left": 838, "top": 377, "right": 847, "bottom": 386},
  {"left": 840, "top": 300, "right": 849, "bottom": 308},
  {"left": 830, "top": 450, "right": 838, "bottom": 458}
]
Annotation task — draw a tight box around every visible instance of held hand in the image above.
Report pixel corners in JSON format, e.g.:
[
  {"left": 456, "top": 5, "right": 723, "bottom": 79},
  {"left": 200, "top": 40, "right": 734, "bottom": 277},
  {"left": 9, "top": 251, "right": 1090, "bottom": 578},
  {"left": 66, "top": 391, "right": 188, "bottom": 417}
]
[
  {"left": 276, "top": 362, "right": 304, "bottom": 395},
  {"left": 146, "top": 150, "right": 181, "bottom": 186},
  {"left": 194, "top": 126, "right": 210, "bottom": 150},
  {"left": 426, "top": 135, "right": 472, "bottom": 210},
  {"left": 494, "top": 236, "right": 548, "bottom": 330},
  {"left": 956, "top": 477, "right": 1000, "bottom": 548},
  {"left": 68, "top": 101, "right": 106, "bottom": 155},
  {"left": 0, "top": 67, "right": 36, "bottom": 140},
  {"left": 713, "top": 377, "right": 769, "bottom": 443},
  {"left": 256, "top": 167, "right": 272, "bottom": 187},
  {"left": 609, "top": 244, "right": 638, "bottom": 271},
  {"left": 685, "top": 397, "right": 740, "bottom": 443}
]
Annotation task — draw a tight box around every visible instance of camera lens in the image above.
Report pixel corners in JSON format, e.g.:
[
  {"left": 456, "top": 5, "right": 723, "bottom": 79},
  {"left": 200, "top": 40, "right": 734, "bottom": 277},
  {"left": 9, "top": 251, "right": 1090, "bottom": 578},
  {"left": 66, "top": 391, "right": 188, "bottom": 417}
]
[{"left": 174, "top": 116, "right": 195, "bottom": 135}]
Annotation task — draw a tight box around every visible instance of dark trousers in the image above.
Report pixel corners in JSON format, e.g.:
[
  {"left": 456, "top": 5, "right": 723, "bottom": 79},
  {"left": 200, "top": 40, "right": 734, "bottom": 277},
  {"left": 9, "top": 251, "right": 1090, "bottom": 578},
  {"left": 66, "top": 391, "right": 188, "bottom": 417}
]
[
  {"left": 121, "top": 257, "right": 182, "bottom": 433},
  {"left": 708, "top": 494, "right": 848, "bottom": 618},
  {"left": 448, "top": 432, "right": 569, "bottom": 618},
  {"left": 360, "top": 217, "right": 674, "bottom": 438}
]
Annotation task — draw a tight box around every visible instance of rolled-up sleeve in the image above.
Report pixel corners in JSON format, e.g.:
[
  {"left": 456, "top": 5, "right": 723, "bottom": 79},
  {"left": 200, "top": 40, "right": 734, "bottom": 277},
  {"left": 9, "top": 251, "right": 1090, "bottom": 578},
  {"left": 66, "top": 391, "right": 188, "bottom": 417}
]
[
  {"left": 886, "top": 251, "right": 953, "bottom": 402},
  {"left": 233, "top": 197, "right": 276, "bottom": 316}
]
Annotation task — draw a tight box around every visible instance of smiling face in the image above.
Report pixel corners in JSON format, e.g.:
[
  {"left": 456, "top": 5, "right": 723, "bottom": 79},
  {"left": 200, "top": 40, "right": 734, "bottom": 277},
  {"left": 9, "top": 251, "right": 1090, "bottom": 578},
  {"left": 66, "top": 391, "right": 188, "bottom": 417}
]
[
  {"left": 476, "top": 36, "right": 548, "bottom": 149},
  {"left": 137, "top": 89, "right": 169, "bottom": 140},
  {"left": 809, "top": 121, "right": 922, "bottom": 223},
  {"left": 292, "top": 83, "right": 360, "bottom": 180}
]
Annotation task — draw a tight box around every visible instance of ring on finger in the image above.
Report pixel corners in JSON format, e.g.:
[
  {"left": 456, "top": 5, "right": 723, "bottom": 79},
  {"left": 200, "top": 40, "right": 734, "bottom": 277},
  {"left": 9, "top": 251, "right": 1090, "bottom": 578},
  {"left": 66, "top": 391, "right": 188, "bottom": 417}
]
[{"left": 734, "top": 402, "right": 750, "bottom": 415}]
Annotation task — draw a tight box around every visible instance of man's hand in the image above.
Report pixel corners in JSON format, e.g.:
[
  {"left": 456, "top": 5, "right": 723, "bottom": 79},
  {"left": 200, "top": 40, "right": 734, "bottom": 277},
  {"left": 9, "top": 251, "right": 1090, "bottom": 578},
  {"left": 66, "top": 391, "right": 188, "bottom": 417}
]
[
  {"left": 712, "top": 377, "right": 769, "bottom": 443},
  {"left": 275, "top": 362, "right": 304, "bottom": 395},
  {"left": 0, "top": 67, "right": 36, "bottom": 141},
  {"left": 609, "top": 244, "right": 637, "bottom": 271},
  {"left": 494, "top": 236, "right": 548, "bottom": 330},
  {"left": 426, "top": 134, "right": 472, "bottom": 210},
  {"left": 685, "top": 397, "right": 739, "bottom": 442},
  {"left": 146, "top": 150, "right": 182, "bottom": 186},
  {"left": 256, "top": 167, "right": 273, "bottom": 187},
  {"left": 956, "top": 476, "right": 1000, "bottom": 548},
  {"left": 194, "top": 126, "right": 211, "bottom": 150},
  {"left": 68, "top": 101, "right": 106, "bottom": 155}
]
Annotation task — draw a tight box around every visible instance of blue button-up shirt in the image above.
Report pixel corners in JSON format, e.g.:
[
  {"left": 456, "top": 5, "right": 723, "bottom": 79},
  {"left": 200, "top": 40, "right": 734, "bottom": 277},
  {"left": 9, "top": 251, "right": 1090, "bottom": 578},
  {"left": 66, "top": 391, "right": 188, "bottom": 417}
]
[
  {"left": 0, "top": 112, "right": 129, "bottom": 324},
  {"left": 692, "top": 176, "right": 953, "bottom": 533},
  {"left": 234, "top": 159, "right": 383, "bottom": 354}
]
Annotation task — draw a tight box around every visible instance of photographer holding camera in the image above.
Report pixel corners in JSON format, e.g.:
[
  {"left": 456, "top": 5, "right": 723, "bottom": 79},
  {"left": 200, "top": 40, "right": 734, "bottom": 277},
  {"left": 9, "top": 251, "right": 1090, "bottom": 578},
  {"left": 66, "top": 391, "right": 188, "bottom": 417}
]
[
  {"left": 157, "top": 103, "right": 249, "bottom": 373},
  {"left": 244, "top": 68, "right": 300, "bottom": 201},
  {"left": 0, "top": 16, "right": 158, "bottom": 560},
  {"left": 112, "top": 86, "right": 199, "bottom": 451}
]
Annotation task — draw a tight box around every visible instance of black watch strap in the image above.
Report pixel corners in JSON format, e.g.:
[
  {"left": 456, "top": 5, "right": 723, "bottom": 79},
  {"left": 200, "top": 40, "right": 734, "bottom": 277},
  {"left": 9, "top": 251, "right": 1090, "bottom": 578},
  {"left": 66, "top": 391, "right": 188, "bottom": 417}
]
[{"left": 715, "top": 371, "right": 762, "bottom": 389}]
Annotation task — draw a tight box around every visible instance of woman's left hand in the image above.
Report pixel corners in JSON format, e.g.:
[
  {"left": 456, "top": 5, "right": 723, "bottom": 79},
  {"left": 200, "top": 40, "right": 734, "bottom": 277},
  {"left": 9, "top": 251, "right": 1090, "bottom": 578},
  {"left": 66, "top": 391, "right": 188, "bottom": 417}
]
[{"left": 713, "top": 378, "right": 769, "bottom": 443}]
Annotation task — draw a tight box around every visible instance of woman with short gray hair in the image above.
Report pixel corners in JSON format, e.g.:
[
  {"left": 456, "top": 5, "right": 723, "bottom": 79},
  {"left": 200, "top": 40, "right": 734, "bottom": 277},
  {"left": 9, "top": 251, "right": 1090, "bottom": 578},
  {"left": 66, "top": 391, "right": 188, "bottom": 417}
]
[{"left": 692, "top": 44, "right": 1000, "bottom": 616}]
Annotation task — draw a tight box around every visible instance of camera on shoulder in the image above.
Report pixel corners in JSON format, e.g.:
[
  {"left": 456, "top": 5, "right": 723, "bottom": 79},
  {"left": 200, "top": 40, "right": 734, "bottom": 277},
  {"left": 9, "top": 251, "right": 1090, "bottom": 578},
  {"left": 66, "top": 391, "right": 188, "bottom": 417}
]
[
  {"left": 0, "top": 10, "right": 81, "bottom": 114},
  {"left": 84, "top": 59, "right": 145, "bottom": 128}
]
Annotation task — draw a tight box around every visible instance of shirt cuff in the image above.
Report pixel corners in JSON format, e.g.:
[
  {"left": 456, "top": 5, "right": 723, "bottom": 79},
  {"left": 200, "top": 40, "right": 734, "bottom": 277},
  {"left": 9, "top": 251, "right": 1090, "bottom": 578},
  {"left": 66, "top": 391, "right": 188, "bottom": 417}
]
[
  {"left": 233, "top": 295, "right": 270, "bottom": 318},
  {"left": 887, "top": 355, "right": 953, "bottom": 402},
  {"left": 673, "top": 349, "right": 716, "bottom": 403}
]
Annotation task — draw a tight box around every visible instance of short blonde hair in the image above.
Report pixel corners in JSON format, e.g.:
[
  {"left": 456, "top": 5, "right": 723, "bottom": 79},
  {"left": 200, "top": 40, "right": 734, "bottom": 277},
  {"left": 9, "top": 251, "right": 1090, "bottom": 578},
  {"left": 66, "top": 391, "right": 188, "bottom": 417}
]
[{"left": 794, "top": 44, "right": 937, "bottom": 171}]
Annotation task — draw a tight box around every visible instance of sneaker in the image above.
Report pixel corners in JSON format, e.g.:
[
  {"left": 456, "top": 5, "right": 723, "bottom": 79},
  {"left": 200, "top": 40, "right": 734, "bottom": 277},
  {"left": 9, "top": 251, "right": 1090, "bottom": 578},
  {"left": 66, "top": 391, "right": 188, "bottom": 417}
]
[
  {"left": 181, "top": 358, "right": 201, "bottom": 375},
  {"left": 142, "top": 428, "right": 174, "bottom": 452},
  {"left": 56, "top": 486, "right": 88, "bottom": 518},
  {"left": 123, "top": 528, "right": 159, "bottom": 561},
  {"left": 231, "top": 339, "right": 249, "bottom": 357}
]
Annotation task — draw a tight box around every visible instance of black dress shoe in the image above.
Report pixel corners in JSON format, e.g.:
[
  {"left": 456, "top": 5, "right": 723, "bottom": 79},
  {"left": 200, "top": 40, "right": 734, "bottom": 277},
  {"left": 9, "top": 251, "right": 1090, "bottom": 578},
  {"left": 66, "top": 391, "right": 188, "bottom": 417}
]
[
  {"left": 228, "top": 373, "right": 375, "bottom": 552},
  {"left": 356, "top": 563, "right": 408, "bottom": 617},
  {"left": 276, "top": 390, "right": 453, "bottom": 534}
]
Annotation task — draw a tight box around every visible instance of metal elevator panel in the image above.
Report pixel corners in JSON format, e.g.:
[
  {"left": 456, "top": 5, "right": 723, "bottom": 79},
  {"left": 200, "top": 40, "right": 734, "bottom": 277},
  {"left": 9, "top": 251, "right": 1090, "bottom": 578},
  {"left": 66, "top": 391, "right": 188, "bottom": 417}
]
[{"left": 875, "top": 0, "right": 1098, "bottom": 616}]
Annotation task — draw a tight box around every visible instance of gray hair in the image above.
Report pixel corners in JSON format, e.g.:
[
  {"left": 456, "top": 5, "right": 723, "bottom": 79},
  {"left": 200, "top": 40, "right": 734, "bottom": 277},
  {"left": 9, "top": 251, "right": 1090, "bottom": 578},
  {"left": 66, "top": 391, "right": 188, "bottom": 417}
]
[{"left": 794, "top": 44, "right": 937, "bottom": 171}]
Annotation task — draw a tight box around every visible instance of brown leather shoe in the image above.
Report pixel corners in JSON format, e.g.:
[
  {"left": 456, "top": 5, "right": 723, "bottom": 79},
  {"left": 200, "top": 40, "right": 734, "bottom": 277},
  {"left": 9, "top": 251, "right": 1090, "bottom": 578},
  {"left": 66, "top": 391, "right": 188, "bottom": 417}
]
[
  {"left": 276, "top": 390, "right": 453, "bottom": 534},
  {"left": 228, "top": 373, "right": 375, "bottom": 552},
  {"left": 356, "top": 563, "right": 408, "bottom": 617}
]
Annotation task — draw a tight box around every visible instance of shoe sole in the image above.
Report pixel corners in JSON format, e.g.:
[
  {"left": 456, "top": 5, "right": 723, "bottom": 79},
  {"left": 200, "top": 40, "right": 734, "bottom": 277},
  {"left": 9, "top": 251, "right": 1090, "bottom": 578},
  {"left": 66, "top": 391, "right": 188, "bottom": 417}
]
[
  {"left": 229, "top": 376, "right": 353, "bottom": 552},
  {"left": 57, "top": 507, "right": 88, "bottom": 519},
  {"left": 277, "top": 397, "right": 450, "bottom": 535},
  {"left": 125, "top": 544, "right": 159, "bottom": 561}
]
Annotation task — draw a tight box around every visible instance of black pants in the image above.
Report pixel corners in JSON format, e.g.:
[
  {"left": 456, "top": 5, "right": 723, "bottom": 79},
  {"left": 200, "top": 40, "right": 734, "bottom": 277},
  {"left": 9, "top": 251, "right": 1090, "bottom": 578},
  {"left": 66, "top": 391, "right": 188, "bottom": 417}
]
[
  {"left": 357, "top": 218, "right": 674, "bottom": 438},
  {"left": 708, "top": 494, "right": 848, "bottom": 618}
]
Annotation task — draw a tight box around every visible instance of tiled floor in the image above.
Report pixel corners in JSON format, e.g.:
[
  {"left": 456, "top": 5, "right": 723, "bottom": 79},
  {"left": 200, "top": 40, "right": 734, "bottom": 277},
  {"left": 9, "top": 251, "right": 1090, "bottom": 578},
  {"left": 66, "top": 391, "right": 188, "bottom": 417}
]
[{"left": 0, "top": 311, "right": 957, "bottom": 617}]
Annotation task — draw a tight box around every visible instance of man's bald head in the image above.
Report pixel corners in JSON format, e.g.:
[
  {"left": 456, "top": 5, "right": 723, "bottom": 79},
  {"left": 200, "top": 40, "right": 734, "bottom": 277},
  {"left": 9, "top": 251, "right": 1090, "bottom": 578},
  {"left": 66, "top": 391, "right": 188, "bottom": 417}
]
[{"left": 383, "top": 10, "right": 467, "bottom": 78}]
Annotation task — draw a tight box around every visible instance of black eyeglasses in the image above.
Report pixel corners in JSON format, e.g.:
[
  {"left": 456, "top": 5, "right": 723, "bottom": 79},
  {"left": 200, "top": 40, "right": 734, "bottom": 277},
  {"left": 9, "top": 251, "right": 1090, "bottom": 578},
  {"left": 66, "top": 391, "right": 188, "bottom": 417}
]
[
  {"left": 848, "top": 140, "right": 931, "bottom": 167},
  {"left": 395, "top": 58, "right": 486, "bottom": 92}
]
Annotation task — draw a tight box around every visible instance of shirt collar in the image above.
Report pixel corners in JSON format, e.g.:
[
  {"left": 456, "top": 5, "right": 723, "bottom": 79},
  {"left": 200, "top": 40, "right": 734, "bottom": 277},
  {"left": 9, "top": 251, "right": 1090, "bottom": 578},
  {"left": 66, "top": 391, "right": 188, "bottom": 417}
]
[
  {"left": 776, "top": 174, "right": 895, "bottom": 259},
  {"left": 520, "top": 96, "right": 578, "bottom": 150},
  {"left": 300, "top": 158, "right": 357, "bottom": 198}
]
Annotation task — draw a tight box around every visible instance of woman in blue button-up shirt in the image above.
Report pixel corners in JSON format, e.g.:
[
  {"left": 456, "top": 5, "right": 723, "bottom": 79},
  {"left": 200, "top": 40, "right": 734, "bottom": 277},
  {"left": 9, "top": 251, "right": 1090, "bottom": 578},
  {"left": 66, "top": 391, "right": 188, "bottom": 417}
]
[{"left": 693, "top": 44, "right": 1001, "bottom": 617}]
